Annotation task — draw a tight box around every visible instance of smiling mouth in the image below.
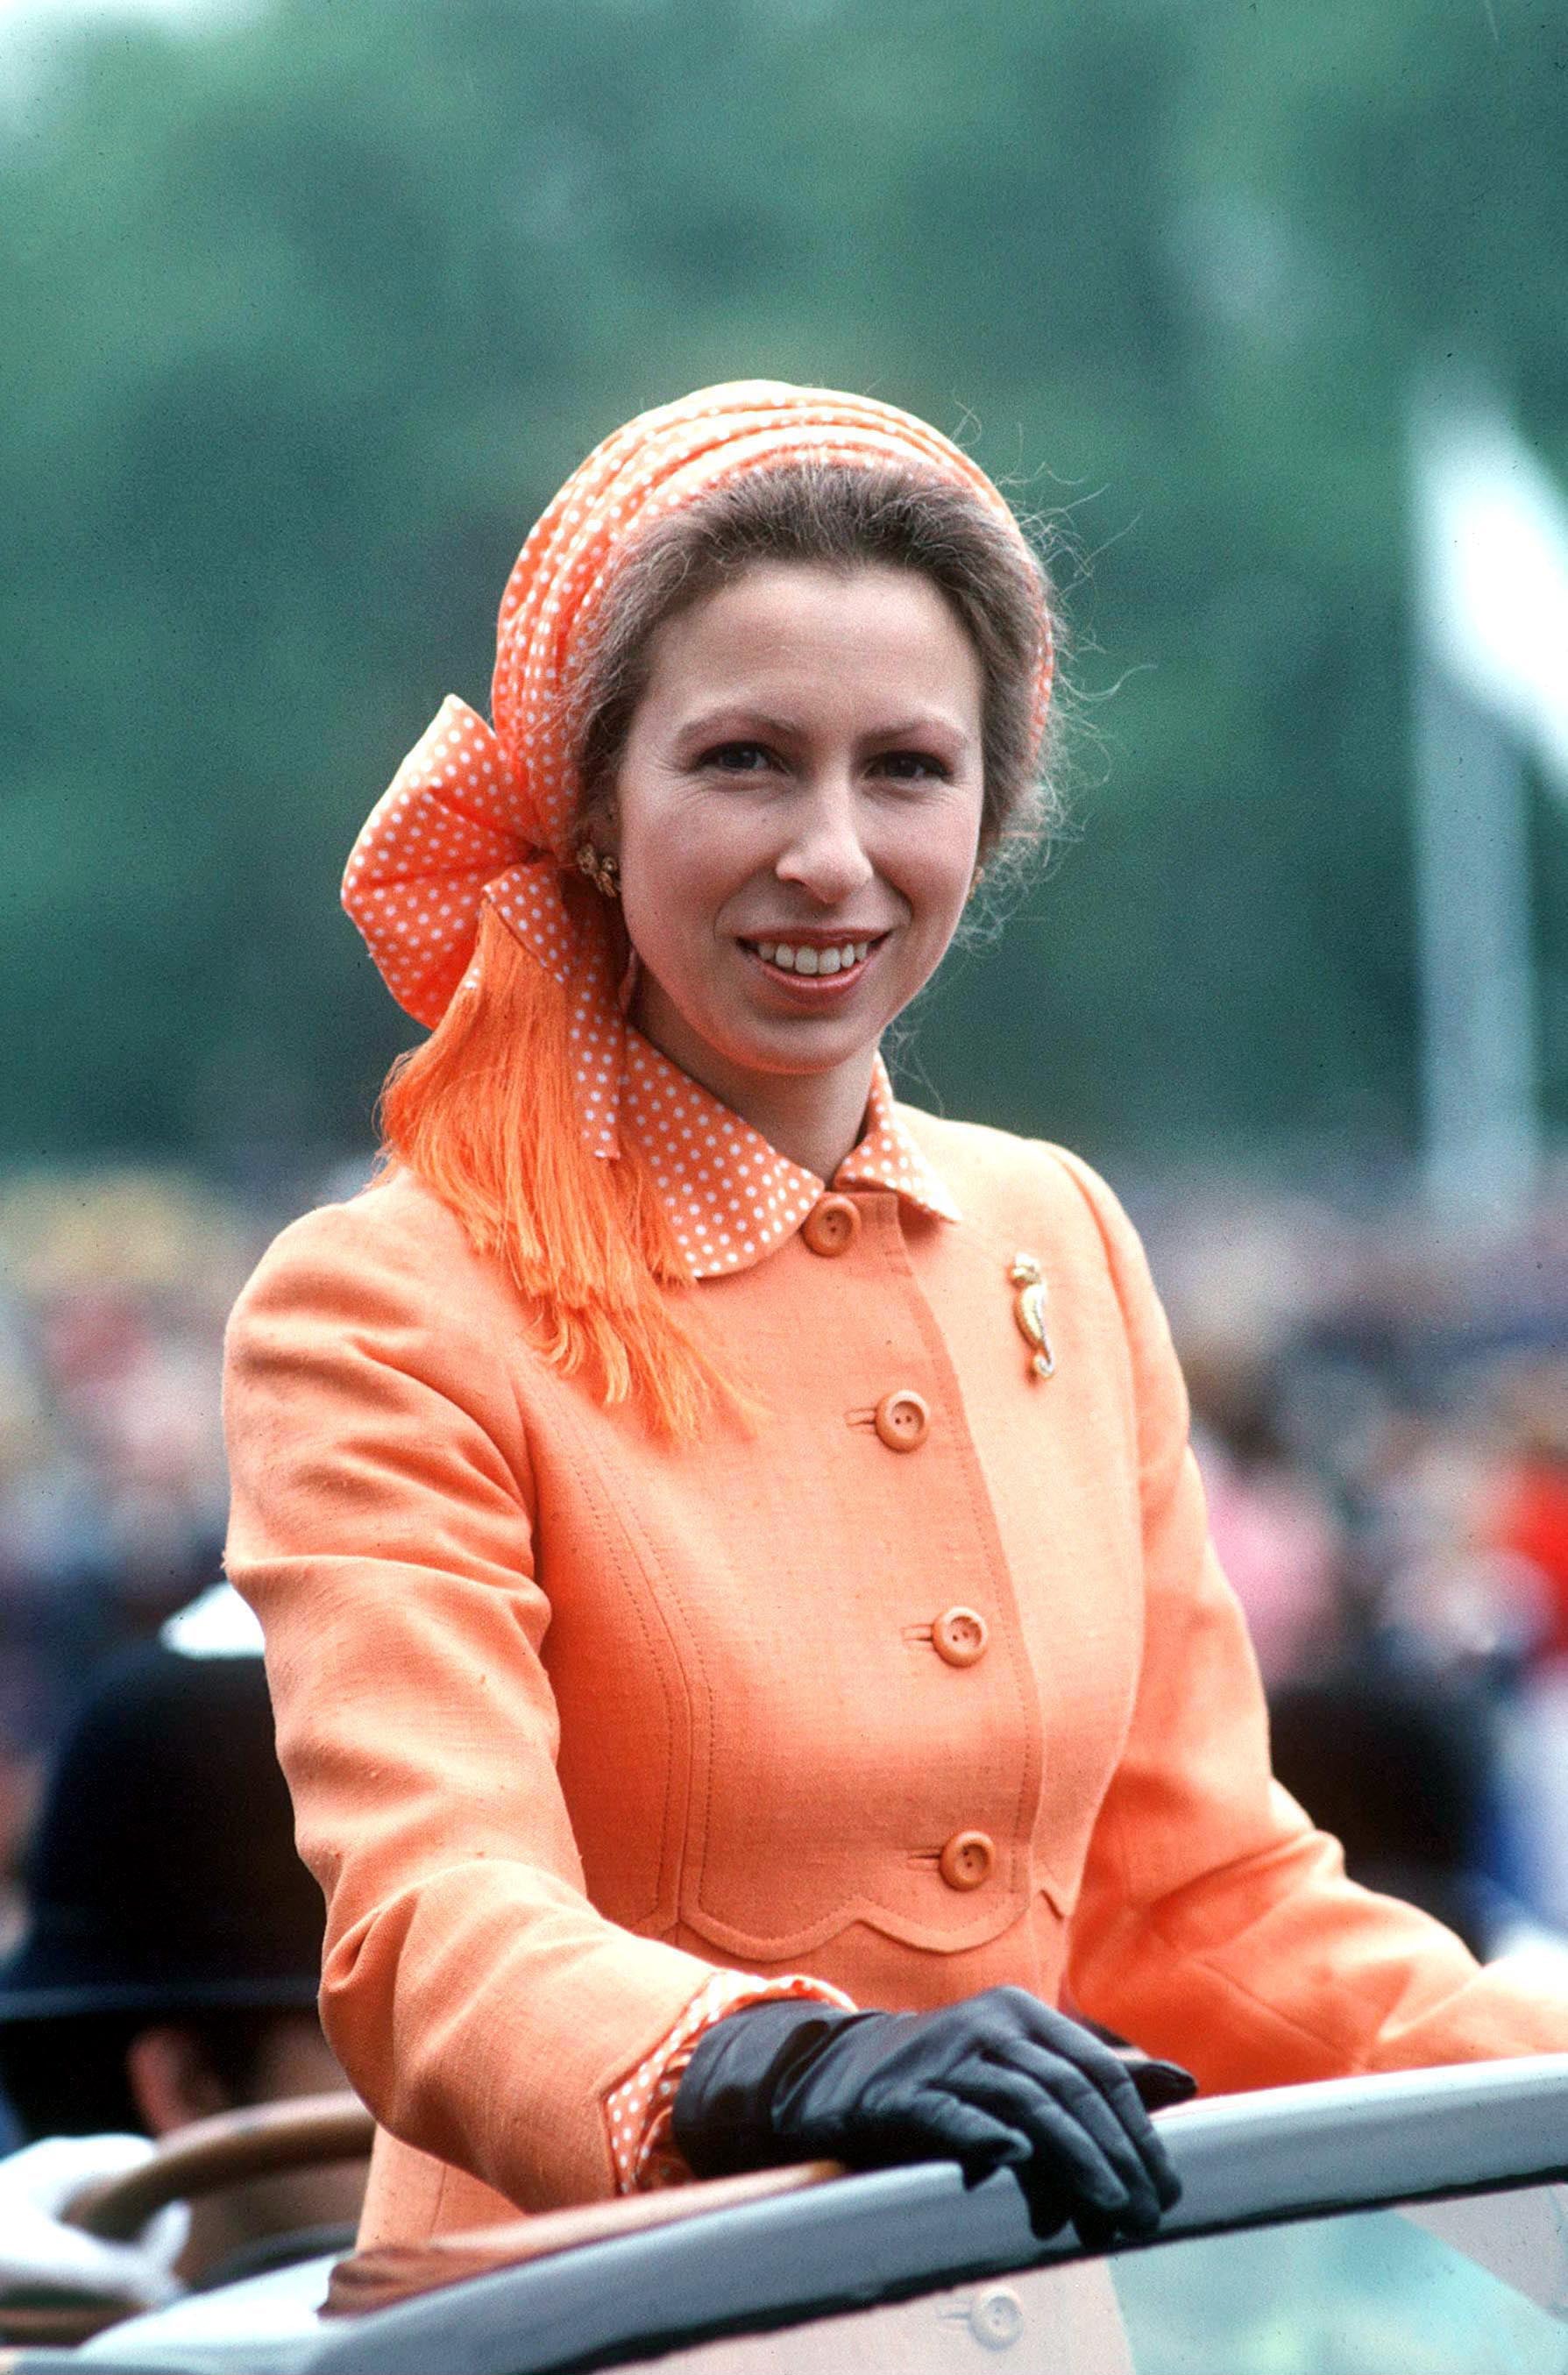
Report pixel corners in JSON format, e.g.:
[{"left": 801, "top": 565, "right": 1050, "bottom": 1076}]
[{"left": 739, "top": 933, "right": 888, "bottom": 984}]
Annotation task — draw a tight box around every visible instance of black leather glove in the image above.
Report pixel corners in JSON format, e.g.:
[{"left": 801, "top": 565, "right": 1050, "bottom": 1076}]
[{"left": 672, "top": 1985, "right": 1185, "bottom": 2243}]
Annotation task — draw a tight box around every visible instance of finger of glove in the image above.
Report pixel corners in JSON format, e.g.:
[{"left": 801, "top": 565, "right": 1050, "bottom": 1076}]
[
  {"left": 1129, "top": 2057, "right": 1197, "bottom": 2114},
  {"left": 1003, "top": 2031, "right": 1181, "bottom": 2213},
  {"left": 978, "top": 2045, "right": 1169, "bottom": 2230},
  {"left": 1006, "top": 2001, "right": 1169, "bottom": 2126},
  {"left": 1004, "top": 2035, "right": 1180, "bottom": 2215},
  {"left": 943, "top": 2062, "right": 1142, "bottom": 2225},
  {"left": 1015, "top": 2173, "right": 1073, "bottom": 2244},
  {"left": 1067, "top": 2201, "right": 1124, "bottom": 2255},
  {"left": 861, "top": 2089, "right": 1030, "bottom": 2180}
]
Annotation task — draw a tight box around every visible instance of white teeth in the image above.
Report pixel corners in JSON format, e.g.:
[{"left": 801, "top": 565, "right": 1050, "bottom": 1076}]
[{"left": 754, "top": 939, "right": 870, "bottom": 974}]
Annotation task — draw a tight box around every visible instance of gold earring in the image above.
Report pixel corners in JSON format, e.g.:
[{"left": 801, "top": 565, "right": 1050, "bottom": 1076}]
[{"left": 575, "top": 843, "right": 621, "bottom": 900}]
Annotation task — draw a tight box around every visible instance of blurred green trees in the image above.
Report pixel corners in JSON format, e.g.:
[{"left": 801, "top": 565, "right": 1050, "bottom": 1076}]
[{"left": 4, "top": 0, "right": 1564, "bottom": 1168}]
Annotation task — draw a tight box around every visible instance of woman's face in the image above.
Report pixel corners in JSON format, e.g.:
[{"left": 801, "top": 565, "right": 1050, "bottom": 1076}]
[{"left": 609, "top": 560, "right": 986, "bottom": 1122}]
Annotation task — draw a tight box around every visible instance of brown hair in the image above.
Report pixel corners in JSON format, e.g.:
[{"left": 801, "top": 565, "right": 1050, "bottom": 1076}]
[{"left": 382, "top": 459, "right": 1058, "bottom": 1438}]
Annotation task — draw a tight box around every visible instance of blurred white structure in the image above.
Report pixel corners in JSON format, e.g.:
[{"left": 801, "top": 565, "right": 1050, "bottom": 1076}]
[
  {"left": 1410, "top": 396, "right": 1568, "bottom": 1222},
  {"left": 0, "top": 0, "right": 258, "bottom": 124}
]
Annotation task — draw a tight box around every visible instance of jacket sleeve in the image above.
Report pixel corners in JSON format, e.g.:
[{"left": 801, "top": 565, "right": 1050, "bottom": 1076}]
[
  {"left": 222, "top": 1190, "right": 722, "bottom": 2210},
  {"left": 1055, "top": 1152, "right": 1568, "bottom": 2092}
]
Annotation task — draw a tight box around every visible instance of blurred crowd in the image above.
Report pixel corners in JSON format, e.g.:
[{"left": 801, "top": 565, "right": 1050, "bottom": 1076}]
[
  {"left": 1, "top": 1156, "right": 1566, "bottom": 1969},
  {"left": 1154, "top": 1166, "right": 1568, "bottom": 1962},
  {"left": 0, "top": 1167, "right": 372, "bottom": 2306},
  {"left": 0, "top": 1167, "right": 306, "bottom": 1939}
]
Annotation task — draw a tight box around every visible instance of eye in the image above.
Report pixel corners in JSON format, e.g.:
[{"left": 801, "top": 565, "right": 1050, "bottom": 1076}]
[
  {"left": 872, "top": 749, "right": 952, "bottom": 783},
  {"left": 697, "top": 741, "right": 777, "bottom": 774}
]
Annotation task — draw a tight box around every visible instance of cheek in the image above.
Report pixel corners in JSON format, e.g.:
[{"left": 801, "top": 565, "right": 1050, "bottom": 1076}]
[
  {"left": 621, "top": 794, "right": 761, "bottom": 929},
  {"left": 890, "top": 809, "right": 983, "bottom": 939},
  {"left": 618, "top": 833, "right": 733, "bottom": 999}
]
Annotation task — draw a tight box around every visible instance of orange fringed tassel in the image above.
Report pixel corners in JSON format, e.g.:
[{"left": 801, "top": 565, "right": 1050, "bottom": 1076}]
[{"left": 379, "top": 907, "right": 741, "bottom": 1440}]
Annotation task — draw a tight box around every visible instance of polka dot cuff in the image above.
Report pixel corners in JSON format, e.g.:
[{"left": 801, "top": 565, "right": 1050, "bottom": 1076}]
[{"left": 605, "top": 1970, "right": 857, "bottom": 2193}]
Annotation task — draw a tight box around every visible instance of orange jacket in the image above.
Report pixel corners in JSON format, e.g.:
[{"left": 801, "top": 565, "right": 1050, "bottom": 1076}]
[{"left": 223, "top": 1114, "right": 1568, "bottom": 2247}]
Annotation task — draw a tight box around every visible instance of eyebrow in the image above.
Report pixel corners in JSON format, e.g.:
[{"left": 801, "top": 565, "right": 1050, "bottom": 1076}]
[{"left": 674, "top": 705, "right": 974, "bottom": 747}]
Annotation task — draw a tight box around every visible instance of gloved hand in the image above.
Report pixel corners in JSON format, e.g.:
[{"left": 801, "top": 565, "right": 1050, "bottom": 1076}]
[{"left": 672, "top": 1986, "right": 1184, "bottom": 2243}]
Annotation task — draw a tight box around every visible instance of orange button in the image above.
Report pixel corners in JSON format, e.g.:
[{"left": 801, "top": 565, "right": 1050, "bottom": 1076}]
[
  {"left": 933, "top": 1606, "right": 989, "bottom": 1668},
  {"left": 874, "top": 1388, "right": 929, "bottom": 1451},
  {"left": 801, "top": 1195, "right": 861, "bottom": 1258},
  {"left": 939, "top": 1830, "right": 995, "bottom": 1891}
]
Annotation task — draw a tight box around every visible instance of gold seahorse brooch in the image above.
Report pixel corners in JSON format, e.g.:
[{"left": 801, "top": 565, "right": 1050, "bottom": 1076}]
[{"left": 1010, "top": 1254, "right": 1055, "bottom": 1379}]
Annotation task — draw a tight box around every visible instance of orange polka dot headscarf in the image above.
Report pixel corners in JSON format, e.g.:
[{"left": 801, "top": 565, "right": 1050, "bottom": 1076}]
[{"left": 342, "top": 379, "right": 1054, "bottom": 1159}]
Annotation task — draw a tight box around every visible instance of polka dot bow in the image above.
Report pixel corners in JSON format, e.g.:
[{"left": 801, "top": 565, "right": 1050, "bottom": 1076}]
[{"left": 342, "top": 380, "right": 1054, "bottom": 1156}]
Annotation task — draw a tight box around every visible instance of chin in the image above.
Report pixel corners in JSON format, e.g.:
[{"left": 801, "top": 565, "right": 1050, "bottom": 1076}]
[
  {"left": 715, "top": 1037, "right": 866, "bottom": 1086},
  {"left": 734, "top": 1006, "right": 886, "bottom": 1067},
  {"left": 637, "top": 962, "right": 896, "bottom": 1091}
]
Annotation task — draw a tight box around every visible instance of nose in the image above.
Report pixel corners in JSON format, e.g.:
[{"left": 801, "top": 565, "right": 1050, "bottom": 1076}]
[{"left": 774, "top": 775, "right": 876, "bottom": 905}]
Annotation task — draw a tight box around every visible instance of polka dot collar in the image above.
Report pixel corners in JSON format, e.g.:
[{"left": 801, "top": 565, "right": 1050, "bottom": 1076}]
[{"left": 621, "top": 1031, "right": 961, "bottom": 1280}]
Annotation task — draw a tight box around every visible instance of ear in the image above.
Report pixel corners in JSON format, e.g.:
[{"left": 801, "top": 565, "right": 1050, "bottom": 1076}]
[
  {"left": 125, "top": 2024, "right": 231, "bottom": 2138},
  {"left": 582, "top": 790, "right": 620, "bottom": 856}
]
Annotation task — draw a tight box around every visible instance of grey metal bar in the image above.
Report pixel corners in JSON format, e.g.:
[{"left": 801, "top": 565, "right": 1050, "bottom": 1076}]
[
  {"left": 294, "top": 2057, "right": 1568, "bottom": 2375},
  {"left": 60, "top": 2058, "right": 1568, "bottom": 2375}
]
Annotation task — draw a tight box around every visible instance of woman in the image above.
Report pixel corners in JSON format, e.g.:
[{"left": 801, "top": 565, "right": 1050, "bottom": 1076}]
[{"left": 223, "top": 382, "right": 1568, "bottom": 2256}]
